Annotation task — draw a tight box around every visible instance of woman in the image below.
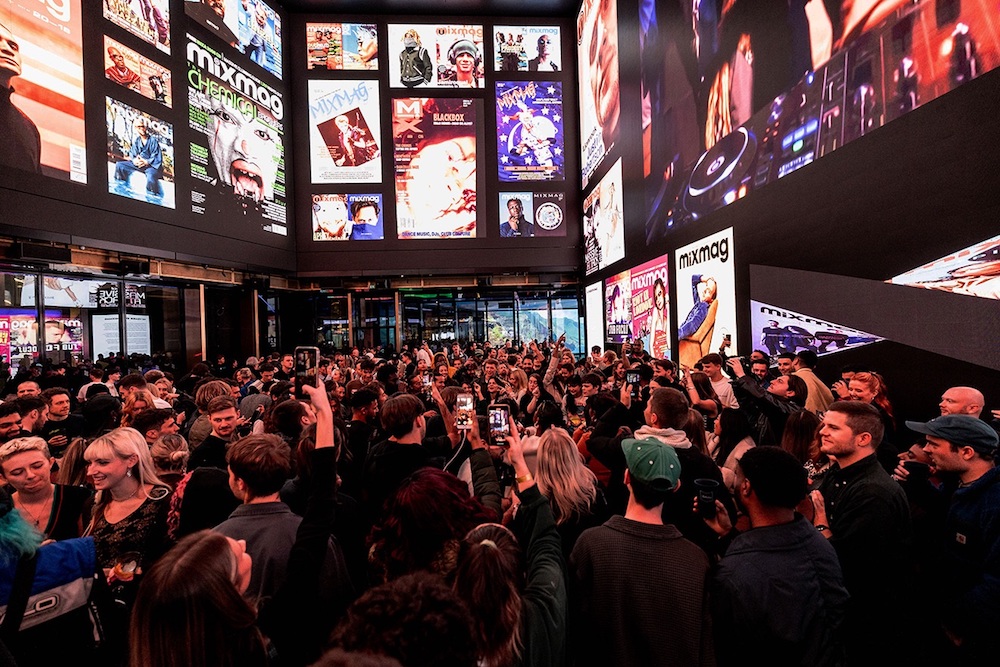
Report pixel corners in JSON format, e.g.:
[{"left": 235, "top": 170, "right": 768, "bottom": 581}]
[
  {"left": 847, "top": 371, "right": 899, "bottom": 468},
  {"left": 562, "top": 375, "right": 586, "bottom": 432},
  {"left": 452, "top": 423, "right": 566, "bottom": 667},
  {"left": 682, "top": 370, "right": 723, "bottom": 432},
  {"left": 0, "top": 437, "right": 92, "bottom": 541},
  {"left": 681, "top": 408, "right": 711, "bottom": 457},
  {"left": 149, "top": 433, "right": 190, "bottom": 490},
  {"left": 129, "top": 382, "right": 339, "bottom": 667},
  {"left": 519, "top": 373, "right": 554, "bottom": 428},
  {"left": 708, "top": 408, "right": 756, "bottom": 491},
  {"left": 780, "top": 410, "right": 832, "bottom": 485},
  {"left": 532, "top": 427, "right": 609, "bottom": 562},
  {"left": 120, "top": 389, "right": 157, "bottom": 428},
  {"left": 648, "top": 277, "right": 669, "bottom": 357},
  {"left": 508, "top": 367, "right": 529, "bottom": 404}
]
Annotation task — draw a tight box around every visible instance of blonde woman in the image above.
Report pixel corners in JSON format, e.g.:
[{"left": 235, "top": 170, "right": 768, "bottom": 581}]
[
  {"left": 149, "top": 433, "right": 191, "bottom": 489},
  {"left": 0, "top": 436, "right": 92, "bottom": 540},
  {"left": 508, "top": 367, "right": 529, "bottom": 404},
  {"left": 120, "top": 389, "right": 157, "bottom": 428},
  {"left": 533, "top": 427, "right": 609, "bottom": 561}
]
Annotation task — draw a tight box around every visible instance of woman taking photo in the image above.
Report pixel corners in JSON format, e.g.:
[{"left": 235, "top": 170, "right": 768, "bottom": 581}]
[
  {"left": 681, "top": 368, "right": 723, "bottom": 432},
  {"left": 707, "top": 408, "right": 756, "bottom": 491}
]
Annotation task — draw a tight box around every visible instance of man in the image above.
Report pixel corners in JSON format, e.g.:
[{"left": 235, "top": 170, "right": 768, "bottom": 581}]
[
  {"left": 16, "top": 380, "right": 40, "bottom": 398},
  {"left": 810, "top": 401, "right": 912, "bottom": 663},
  {"left": 341, "top": 387, "right": 380, "bottom": 500},
  {"left": 651, "top": 359, "right": 685, "bottom": 393},
  {"left": 114, "top": 116, "right": 163, "bottom": 196},
  {"left": 13, "top": 396, "right": 47, "bottom": 435},
  {"left": 775, "top": 352, "right": 795, "bottom": 376},
  {"left": 39, "top": 388, "right": 83, "bottom": 458},
  {"left": 0, "top": 404, "right": 22, "bottom": 443},
  {"left": 76, "top": 367, "right": 107, "bottom": 404},
  {"left": 131, "top": 408, "right": 180, "bottom": 446},
  {"left": 728, "top": 358, "right": 805, "bottom": 446},
  {"left": 528, "top": 33, "right": 558, "bottom": 71},
  {"left": 201, "top": 95, "right": 280, "bottom": 208},
  {"left": 698, "top": 353, "right": 738, "bottom": 409},
  {"left": 105, "top": 46, "right": 141, "bottom": 91},
  {"left": 581, "top": 372, "right": 603, "bottom": 399},
  {"left": 706, "top": 447, "right": 849, "bottom": 665},
  {"left": 906, "top": 414, "right": 1000, "bottom": 659},
  {"left": 0, "top": 21, "right": 41, "bottom": 173},
  {"left": 938, "top": 386, "right": 985, "bottom": 417},
  {"left": 349, "top": 199, "right": 382, "bottom": 240},
  {"left": 570, "top": 434, "right": 713, "bottom": 666},
  {"left": 250, "top": 362, "right": 277, "bottom": 394},
  {"left": 274, "top": 353, "right": 295, "bottom": 381},
  {"left": 749, "top": 359, "right": 771, "bottom": 388},
  {"left": 792, "top": 349, "right": 835, "bottom": 413},
  {"left": 333, "top": 114, "right": 375, "bottom": 167},
  {"left": 188, "top": 396, "right": 241, "bottom": 470}
]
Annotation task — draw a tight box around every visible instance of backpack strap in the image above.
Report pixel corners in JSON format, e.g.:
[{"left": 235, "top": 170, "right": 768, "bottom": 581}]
[{"left": 1, "top": 552, "right": 39, "bottom": 638}]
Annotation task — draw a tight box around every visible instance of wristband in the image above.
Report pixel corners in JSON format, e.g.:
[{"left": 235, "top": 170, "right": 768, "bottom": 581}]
[{"left": 516, "top": 473, "right": 533, "bottom": 484}]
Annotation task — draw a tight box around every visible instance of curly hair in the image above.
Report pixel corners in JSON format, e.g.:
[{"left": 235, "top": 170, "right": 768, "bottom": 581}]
[{"left": 368, "top": 468, "right": 494, "bottom": 583}]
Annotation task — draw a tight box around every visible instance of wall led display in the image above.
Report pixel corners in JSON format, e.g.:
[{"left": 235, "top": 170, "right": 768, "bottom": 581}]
[
  {"left": 104, "top": 0, "right": 169, "bottom": 53},
  {"left": 187, "top": 34, "right": 286, "bottom": 237},
  {"left": 888, "top": 233, "right": 1000, "bottom": 300},
  {"left": 674, "top": 227, "right": 736, "bottom": 368},
  {"left": 577, "top": 0, "right": 620, "bottom": 189},
  {"left": 306, "top": 22, "right": 378, "bottom": 70},
  {"left": 604, "top": 269, "right": 630, "bottom": 344},
  {"left": 103, "top": 35, "right": 172, "bottom": 108},
  {"left": 106, "top": 97, "right": 175, "bottom": 208},
  {"left": 1, "top": 0, "right": 86, "bottom": 182},
  {"left": 584, "top": 281, "right": 604, "bottom": 353},
  {"left": 750, "top": 300, "right": 883, "bottom": 358},
  {"left": 493, "top": 25, "right": 561, "bottom": 72},
  {"left": 630, "top": 256, "right": 671, "bottom": 360},
  {"left": 185, "top": 0, "right": 282, "bottom": 79},
  {"left": 495, "top": 81, "right": 563, "bottom": 182},
  {"left": 311, "top": 193, "right": 383, "bottom": 241},
  {"left": 393, "top": 97, "right": 480, "bottom": 239},
  {"left": 387, "top": 24, "right": 485, "bottom": 89},
  {"left": 583, "top": 158, "right": 624, "bottom": 274},
  {"left": 498, "top": 192, "right": 566, "bottom": 238},
  {"left": 308, "top": 80, "right": 381, "bottom": 184}
]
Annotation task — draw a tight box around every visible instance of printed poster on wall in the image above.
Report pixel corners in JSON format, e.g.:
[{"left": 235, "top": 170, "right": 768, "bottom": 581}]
[
  {"left": 604, "top": 269, "right": 631, "bottom": 344},
  {"left": 184, "top": 0, "right": 282, "bottom": 79},
  {"left": 496, "top": 81, "right": 563, "bottom": 182},
  {"left": 577, "top": 0, "right": 620, "bottom": 189},
  {"left": 306, "top": 23, "right": 378, "bottom": 70},
  {"left": 103, "top": 36, "right": 172, "bottom": 108},
  {"left": 1, "top": 0, "right": 87, "bottom": 182},
  {"left": 583, "top": 158, "right": 625, "bottom": 274},
  {"left": 308, "top": 80, "right": 381, "bottom": 184},
  {"left": 750, "top": 300, "right": 883, "bottom": 358},
  {"left": 494, "top": 25, "right": 561, "bottom": 72},
  {"left": 187, "top": 34, "right": 286, "bottom": 237},
  {"left": 312, "top": 193, "right": 383, "bottom": 241},
  {"left": 393, "top": 97, "right": 480, "bottom": 239},
  {"left": 631, "top": 256, "right": 671, "bottom": 360},
  {"left": 387, "top": 24, "right": 484, "bottom": 88},
  {"left": 674, "top": 227, "right": 736, "bottom": 368},
  {"left": 106, "top": 98, "right": 175, "bottom": 209}
]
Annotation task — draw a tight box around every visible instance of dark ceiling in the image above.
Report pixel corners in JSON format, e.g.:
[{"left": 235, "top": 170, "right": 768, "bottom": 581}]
[{"left": 278, "top": 0, "right": 579, "bottom": 18}]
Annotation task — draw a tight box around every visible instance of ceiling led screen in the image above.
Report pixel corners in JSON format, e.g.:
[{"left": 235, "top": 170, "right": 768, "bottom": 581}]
[
  {"left": 1, "top": 0, "right": 86, "bottom": 182},
  {"left": 185, "top": 0, "right": 282, "bottom": 79},
  {"left": 577, "top": 0, "right": 620, "bottom": 189},
  {"left": 494, "top": 25, "right": 561, "bottom": 72},
  {"left": 674, "top": 227, "right": 736, "bottom": 369},
  {"left": 388, "top": 24, "right": 485, "bottom": 89}
]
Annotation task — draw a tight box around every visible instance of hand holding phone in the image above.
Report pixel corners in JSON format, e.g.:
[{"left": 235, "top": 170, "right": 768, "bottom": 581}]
[
  {"left": 294, "top": 346, "right": 321, "bottom": 400},
  {"left": 456, "top": 393, "right": 474, "bottom": 430},
  {"left": 488, "top": 403, "right": 511, "bottom": 447}
]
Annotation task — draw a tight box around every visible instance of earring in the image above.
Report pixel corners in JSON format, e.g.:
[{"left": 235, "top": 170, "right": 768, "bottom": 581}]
[{"left": 126, "top": 469, "right": 132, "bottom": 477}]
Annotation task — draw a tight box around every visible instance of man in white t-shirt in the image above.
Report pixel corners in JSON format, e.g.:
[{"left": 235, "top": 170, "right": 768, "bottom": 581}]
[{"left": 699, "top": 353, "right": 739, "bottom": 409}]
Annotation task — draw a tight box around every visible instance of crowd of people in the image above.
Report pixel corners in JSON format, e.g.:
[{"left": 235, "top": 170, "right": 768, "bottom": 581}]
[{"left": 0, "top": 337, "right": 996, "bottom": 666}]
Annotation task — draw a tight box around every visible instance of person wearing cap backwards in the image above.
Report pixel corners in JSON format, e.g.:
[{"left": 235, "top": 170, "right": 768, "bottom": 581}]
[
  {"left": 906, "top": 414, "right": 1000, "bottom": 662},
  {"left": 569, "top": 432, "right": 714, "bottom": 666}
]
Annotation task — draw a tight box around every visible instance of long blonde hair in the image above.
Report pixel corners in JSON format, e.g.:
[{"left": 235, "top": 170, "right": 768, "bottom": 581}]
[
  {"left": 535, "top": 427, "right": 598, "bottom": 524},
  {"left": 84, "top": 427, "right": 169, "bottom": 509},
  {"left": 121, "top": 389, "right": 158, "bottom": 428}
]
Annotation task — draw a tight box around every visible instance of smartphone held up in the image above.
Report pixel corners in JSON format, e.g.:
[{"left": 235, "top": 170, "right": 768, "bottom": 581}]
[{"left": 294, "top": 346, "right": 321, "bottom": 399}]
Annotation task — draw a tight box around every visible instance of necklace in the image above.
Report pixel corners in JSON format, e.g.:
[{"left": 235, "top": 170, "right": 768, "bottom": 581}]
[
  {"left": 110, "top": 482, "right": 142, "bottom": 503},
  {"left": 15, "top": 491, "right": 53, "bottom": 531}
]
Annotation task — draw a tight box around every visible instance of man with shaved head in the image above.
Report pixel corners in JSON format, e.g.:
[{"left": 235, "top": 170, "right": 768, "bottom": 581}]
[{"left": 938, "top": 386, "right": 985, "bottom": 418}]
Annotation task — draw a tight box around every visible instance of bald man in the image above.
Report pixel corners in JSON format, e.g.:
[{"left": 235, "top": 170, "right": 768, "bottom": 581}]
[{"left": 939, "top": 386, "right": 985, "bottom": 418}]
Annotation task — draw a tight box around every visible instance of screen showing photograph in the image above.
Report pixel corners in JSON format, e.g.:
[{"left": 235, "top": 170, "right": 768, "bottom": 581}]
[
  {"left": 604, "top": 269, "right": 631, "bottom": 344},
  {"left": 675, "top": 227, "right": 736, "bottom": 369},
  {"left": 631, "top": 256, "right": 671, "bottom": 360},
  {"left": 106, "top": 97, "right": 175, "bottom": 209},
  {"left": 312, "top": 193, "right": 383, "bottom": 241},
  {"left": 103, "top": 0, "right": 169, "bottom": 53},
  {"left": 103, "top": 36, "right": 172, "bottom": 108},
  {"left": 585, "top": 281, "right": 604, "bottom": 353},
  {"left": 888, "top": 233, "right": 1000, "bottom": 300},
  {"left": 185, "top": 0, "right": 282, "bottom": 79},
  {"left": 187, "top": 34, "right": 286, "bottom": 237},
  {"left": 532, "top": 192, "right": 566, "bottom": 237},
  {"left": 387, "top": 24, "right": 484, "bottom": 89},
  {"left": 306, "top": 23, "right": 377, "bottom": 70},
  {"left": 493, "top": 25, "right": 560, "bottom": 72},
  {"left": 1, "top": 0, "right": 86, "bottom": 182},
  {"left": 750, "top": 300, "right": 883, "bottom": 358},
  {"left": 308, "top": 80, "right": 381, "bottom": 184},
  {"left": 577, "top": 0, "right": 619, "bottom": 189},
  {"left": 496, "top": 81, "right": 564, "bottom": 182},
  {"left": 393, "top": 97, "right": 479, "bottom": 239},
  {"left": 583, "top": 158, "right": 624, "bottom": 275}
]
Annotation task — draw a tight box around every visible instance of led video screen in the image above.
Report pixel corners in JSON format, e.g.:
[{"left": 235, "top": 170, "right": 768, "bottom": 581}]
[
  {"left": 393, "top": 97, "right": 480, "bottom": 239},
  {"left": 888, "top": 233, "right": 1000, "bottom": 300},
  {"left": 306, "top": 22, "right": 378, "bottom": 70},
  {"left": 1, "top": 0, "right": 86, "bottom": 182},
  {"left": 103, "top": 35, "right": 172, "bottom": 108},
  {"left": 104, "top": 0, "right": 169, "bottom": 53},
  {"left": 387, "top": 24, "right": 485, "bottom": 89},
  {"left": 630, "top": 256, "right": 671, "bottom": 360},
  {"left": 494, "top": 25, "right": 561, "bottom": 72},
  {"left": 674, "top": 227, "right": 736, "bottom": 369},
  {"left": 106, "top": 97, "right": 175, "bottom": 209},
  {"left": 604, "top": 269, "right": 630, "bottom": 344},
  {"left": 583, "top": 158, "right": 625, "bottom": 274},
  {"left": 497, "top": 192, "right": 566, "bottom": 238},
  {"left": 308, "top": 80, "right": 381, "bottom": 183},
  {"left": 185, "top": 0, "right": 282, "bottom": 79},
  {"left": 585, "top": 281, "right": 603, "bottom": 353},
  {"left": 311, "top": 193, "right": 384, "bottom": 241},
  {"left": 187, "top": 33, "right": 287, "bottom": 238},
  {"left": 577, "top": 0, "right": 620, "bottom": 189},
  {"left": 750, "top": 300, "right": 883, "bottom": 358},
  {"left": 495, "top": 81, "right": 564, "bottom": 182}
]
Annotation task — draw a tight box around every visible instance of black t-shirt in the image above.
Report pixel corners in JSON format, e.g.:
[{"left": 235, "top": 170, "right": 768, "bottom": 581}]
[{"left": 188, "top": 434, "right": 231, "bottom": 471}]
